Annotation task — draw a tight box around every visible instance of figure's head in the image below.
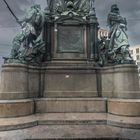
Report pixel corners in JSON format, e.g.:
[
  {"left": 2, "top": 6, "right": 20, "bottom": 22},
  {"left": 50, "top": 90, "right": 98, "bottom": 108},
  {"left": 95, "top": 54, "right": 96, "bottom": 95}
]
[{"left": 111, "top": 4, "right": 120, "bottom": 14}]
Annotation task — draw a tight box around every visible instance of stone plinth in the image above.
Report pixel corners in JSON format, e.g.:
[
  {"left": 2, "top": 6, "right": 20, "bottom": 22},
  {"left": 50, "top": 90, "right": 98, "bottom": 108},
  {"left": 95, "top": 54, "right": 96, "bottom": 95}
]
[
  {"left": 108, "top": 98, "right": 140, "bottom": 116},
  {"left": 0, "top": 99, "right": 34, "bottom": 118},
  {"left": 1, "top": 63, "right": 139, "bottom": 99},
  {"left": 28, "top": 66, "right": 41, "bottom": 98},
  {"left": 0, "top": 62, "right": 100, "bottom": 99},
  {"left": 0, "top": 64, "right": 29, "bottom": 99},
  {"left": 0, "top": 64, "right": 40, "bottom": 99},
  {"left": 43, "top": 62, "right": 99, "bottom": 98},
  {"left": 0, "top": 62, "right": 139, "bottom": 139},
  {"left": 101, "top": 64, "right": 140, "bottom": 98},
  {"left": 36, "top": 98, "right": 107, "bottom": 113}
]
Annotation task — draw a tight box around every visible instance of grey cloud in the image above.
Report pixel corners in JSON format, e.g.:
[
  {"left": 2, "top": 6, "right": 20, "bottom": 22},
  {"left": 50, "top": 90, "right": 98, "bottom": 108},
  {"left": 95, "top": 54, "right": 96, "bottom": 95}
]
[{"left": 0, "top": 0, "right": 34, "bottom": 27}]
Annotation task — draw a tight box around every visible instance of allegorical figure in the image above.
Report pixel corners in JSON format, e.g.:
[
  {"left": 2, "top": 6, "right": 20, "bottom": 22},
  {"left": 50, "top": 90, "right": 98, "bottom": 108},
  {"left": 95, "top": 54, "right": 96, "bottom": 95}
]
[
  {"left": 10, "top": 4, "right": 45, "bottom": 63},
  {"left": 107, "top": 4, "right": 133, "bottom": 64}
]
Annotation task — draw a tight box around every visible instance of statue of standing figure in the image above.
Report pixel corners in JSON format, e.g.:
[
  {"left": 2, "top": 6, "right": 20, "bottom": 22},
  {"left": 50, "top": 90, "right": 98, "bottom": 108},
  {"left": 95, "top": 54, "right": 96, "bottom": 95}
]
[
  {"left": 107, "top": 4, "right": 133, "bottom": 64},
  {"left": 8, "top": 4, "right": 46, "bottom": 64}
]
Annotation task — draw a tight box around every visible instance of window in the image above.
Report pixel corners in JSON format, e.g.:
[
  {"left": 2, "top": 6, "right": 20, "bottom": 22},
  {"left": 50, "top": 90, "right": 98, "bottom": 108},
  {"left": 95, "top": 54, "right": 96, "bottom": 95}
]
[
  {"left": 136, "top": 55, "right": 140, "bottom": 60},
  {"left": 136, "top": 48, "right": 139, "bottom": 54}
]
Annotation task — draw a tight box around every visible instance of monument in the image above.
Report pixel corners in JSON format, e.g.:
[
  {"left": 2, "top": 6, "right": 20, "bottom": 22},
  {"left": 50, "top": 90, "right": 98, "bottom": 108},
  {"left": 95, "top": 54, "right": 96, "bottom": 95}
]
[{"left": 0, "top": 0, "right": 140, "bottom": 139}]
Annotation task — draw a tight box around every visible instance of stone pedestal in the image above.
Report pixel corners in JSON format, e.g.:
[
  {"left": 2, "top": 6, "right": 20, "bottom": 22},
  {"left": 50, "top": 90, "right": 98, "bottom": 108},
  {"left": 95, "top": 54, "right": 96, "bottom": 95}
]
[
  {"left": 113, "top": 64, "right": 140, "bottom": 98},
  {"left": 0, "top": 63, "right": 139, "bottom": 139},
  {"left": 0, "top": 0, "right": 139, "bottom": 138},
  {"left": 0, "top": 99, "right": 34, "bottom": 118},
  {"left": 108, "top": 98, "right": 140, "bottom": 116},
  {"left": 36, "top": 98, "right": 107, "bottom": 113},
  {"left": 0, "top": 64, "right": 29, "bottom": 99},
  {"left": 0, "top": 64, "right": 42, "bottom": 99},
  {"left": 43, "top": 62, "right": 99, "bottom": 98},
  {"left": 101, "top": 64, "right": 140, "bottom": 98}
]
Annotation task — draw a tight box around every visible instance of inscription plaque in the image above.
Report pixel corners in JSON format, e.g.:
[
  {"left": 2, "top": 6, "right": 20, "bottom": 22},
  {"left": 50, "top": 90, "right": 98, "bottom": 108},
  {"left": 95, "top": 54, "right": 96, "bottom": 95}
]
[{"left": 57, "top": 26, "right": 84, "bottom": 53}]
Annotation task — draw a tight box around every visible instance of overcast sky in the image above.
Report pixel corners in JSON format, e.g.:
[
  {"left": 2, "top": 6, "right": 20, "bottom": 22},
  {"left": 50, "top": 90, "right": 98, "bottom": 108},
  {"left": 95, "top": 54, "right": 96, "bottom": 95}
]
[{"left": 0, "top": 0, "right": 140, "bottom": 59}]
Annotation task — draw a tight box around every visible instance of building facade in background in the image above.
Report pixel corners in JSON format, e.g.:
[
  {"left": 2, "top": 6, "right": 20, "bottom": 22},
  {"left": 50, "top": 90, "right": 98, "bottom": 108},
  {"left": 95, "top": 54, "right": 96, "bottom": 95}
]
[{"left": 130, "top": 45, "right": 140, "bottom": 74}]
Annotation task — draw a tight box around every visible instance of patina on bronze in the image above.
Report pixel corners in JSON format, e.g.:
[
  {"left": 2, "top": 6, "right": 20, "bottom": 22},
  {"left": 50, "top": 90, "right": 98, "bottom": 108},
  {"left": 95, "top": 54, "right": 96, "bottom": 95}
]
[{"left": 4, "top": 1, "right": 133, "bottom": 66}]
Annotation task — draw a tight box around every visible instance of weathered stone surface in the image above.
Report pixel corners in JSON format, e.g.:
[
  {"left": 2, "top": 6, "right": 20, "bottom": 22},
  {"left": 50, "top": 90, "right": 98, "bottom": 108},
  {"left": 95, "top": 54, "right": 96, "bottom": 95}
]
[
  {"left": 1, "top": 63, "right": 139, "bottom": 99},
  {"left": 108, "top": 114, "right": 140, "bottom": 129},
  {"left": 43, "top": 62, "right": 99, "bottom": 98},
  {"left": 108, "top": 99, "right": 140, "bottom": 116},
  {"left": 101, "top": 64, "right": 140, "bottom": 98},
  {"left": 28, "top": 67, "right": 41, "bottom": 98},
  {"left": 0, "top": 124, "right": 140, "bottom": 140},
  {"left": 0, "top": 64, "right": 41, "bottom": 99},
  {"left": 35, "top": 98, "right": 107, "bottom": 113},
  {"left": 0, "top": 99, "right": 34, "bottom": 118},
  {"left": 0, "top": 64, "right": 29, "bottom": 99},
  {"left": 44, "top": 71, "right": 98, "bottom": 98},
  {"left": 0, "top": 63, "right": 139, "bottom": 140},
  {"left": 0, "top": 113, "right": 140, "bottom": 139},
  {"left": 0, "top": 113, "right": 106, "bottom": 131}
]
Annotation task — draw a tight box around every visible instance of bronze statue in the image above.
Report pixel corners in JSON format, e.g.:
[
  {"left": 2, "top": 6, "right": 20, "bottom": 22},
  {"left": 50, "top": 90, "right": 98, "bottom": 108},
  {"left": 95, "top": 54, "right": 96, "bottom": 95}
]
[
  {"left": 6, "top": 5, "right": 46, "bottom": 64},
  {"left": 107, "top": 4, "right": 133, "bottom": 64}
]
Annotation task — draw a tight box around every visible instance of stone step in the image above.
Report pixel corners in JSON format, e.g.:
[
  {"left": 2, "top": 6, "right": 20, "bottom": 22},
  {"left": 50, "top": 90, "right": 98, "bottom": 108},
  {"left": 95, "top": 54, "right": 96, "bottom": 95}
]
[
  {"left": 43, "top": 91, "right": 98, "bottom": 98},
  {"left": 25, "top": 138, "right": 134, "bottom": 140},
  {"left": 0, "top": 98, "right": 107, "bottom": 118},
  {"left": 0, "top": 120, "right": 140, "bottom": 140},
  {"left": 107, "top": 114, "right": 140, "bottom": 129},
  {"left": 0, "top": 99, "right": 34, "bottom": 118},
  {"left": 108, "top": 98, "right": 140, "bottom": 116},
  {"left": 37, "top": 113, "right": 107, "bottom": 125},
  {"left": 0, "top": 113, "right": 140, "bottom": 140},
  {"left": 0, "top": 113, "right": 106, "bottom": 131},
  {"left": 0, "top": 113, "right": 140, "bottom": 132},
  {"left": 35, "top": 98, "right": 107, "bottom": 113},
  {"left": 1, "top": 98, "right": 140, "bottom": 118}
]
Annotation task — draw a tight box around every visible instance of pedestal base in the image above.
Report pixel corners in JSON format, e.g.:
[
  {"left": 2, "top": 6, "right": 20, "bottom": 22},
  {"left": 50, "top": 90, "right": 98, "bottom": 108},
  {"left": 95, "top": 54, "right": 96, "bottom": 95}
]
[
  {"left": 0, "top": 63, "right": 139, "bottom": 139},
  {"left": 0, "top": 112, "right": 140, "bottom": 140}
]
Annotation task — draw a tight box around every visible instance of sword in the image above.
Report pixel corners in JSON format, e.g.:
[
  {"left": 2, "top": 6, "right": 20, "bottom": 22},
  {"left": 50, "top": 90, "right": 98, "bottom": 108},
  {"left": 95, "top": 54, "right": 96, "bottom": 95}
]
[{"left": 3, "top": 0, "right": 21, "bottom": 26}]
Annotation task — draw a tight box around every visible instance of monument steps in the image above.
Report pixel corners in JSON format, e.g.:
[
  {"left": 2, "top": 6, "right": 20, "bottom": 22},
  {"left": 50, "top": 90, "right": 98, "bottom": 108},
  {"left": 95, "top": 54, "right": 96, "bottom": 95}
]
[
  {"left": 0, "top": 98, "right": 140, "bottom": 131},
  {"left": 107, "top": 114, "right": 140, "bottom": 129},
  {"left": 0, "top": 113, "right": 106, "bottom": 131},
  {"left": 25, "top": 138, "right": 136, "bottom": 140},
  {"left": 0, "top": 112, "right": 140, "bottom": 132},
  {"left": 0, "top": 98, "right": 107, "bottom": 118},
  {"left": 0, "top": 125, "right": 140, "bottom": 140}
]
